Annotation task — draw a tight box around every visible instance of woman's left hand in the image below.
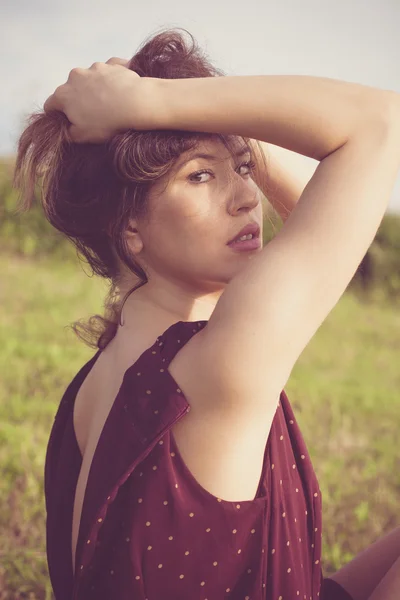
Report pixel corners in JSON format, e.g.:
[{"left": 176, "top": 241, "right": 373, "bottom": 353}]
[{"left": 43, "top": 57, "right": 151, "bottom": 143}]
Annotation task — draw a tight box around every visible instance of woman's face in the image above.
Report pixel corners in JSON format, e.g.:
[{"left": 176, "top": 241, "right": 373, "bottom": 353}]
[{"left": 122, "top": 137, "right": 264, "bottom": 319}]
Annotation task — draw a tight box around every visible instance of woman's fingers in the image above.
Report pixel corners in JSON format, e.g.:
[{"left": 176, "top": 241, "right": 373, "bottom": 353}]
[
  {"left": 43, "top": 58, "right": 130, "bottom": 114},
  {"left": 43, "top": 84, "right": 67, "bottom": 113}
]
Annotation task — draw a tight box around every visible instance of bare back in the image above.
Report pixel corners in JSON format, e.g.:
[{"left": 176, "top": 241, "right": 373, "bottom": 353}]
[{"left": 71, "top": 321, "right": 278, "bottom": 576}]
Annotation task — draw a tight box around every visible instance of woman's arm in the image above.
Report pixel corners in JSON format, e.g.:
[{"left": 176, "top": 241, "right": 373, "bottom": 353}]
[
  {"left": 156, "top": 74, "right": 398, "bottom": 160},
  {"left": 257, "top": 146, "right": 305, "bottom": 222}
]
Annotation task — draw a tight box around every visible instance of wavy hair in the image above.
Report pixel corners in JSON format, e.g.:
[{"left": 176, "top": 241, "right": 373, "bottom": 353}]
[{"left": 12, "top": 27, "right": 270, "bottom": 351}]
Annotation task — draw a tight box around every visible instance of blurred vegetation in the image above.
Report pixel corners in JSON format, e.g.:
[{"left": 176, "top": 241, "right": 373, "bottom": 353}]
[{"left": 1, "top": 156, "right": 400, "bottom": 598}]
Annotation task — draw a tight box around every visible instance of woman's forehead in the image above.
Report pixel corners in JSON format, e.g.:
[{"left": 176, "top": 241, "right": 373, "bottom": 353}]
[
  {"left": 190, "top": 136, "right": 249, "bottom": 156},
  {"left": 179, "top": 137, "right": 252, "bottom": 168}
]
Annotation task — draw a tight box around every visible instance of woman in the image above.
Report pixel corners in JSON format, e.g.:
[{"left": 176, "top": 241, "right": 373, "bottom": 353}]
[{"left": 13, "top": 28, "right": 400, "bottom": 600}]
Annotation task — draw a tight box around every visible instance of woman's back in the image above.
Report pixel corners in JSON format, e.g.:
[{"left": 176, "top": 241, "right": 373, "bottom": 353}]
[
  {"left": 46, "top": 319, "right": 324, "bottom": 600},
  {"left": 71, "top": 313, "right": 281, "bottom": 576}
]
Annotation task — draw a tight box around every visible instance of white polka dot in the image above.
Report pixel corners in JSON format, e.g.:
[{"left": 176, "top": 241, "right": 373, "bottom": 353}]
[
  {"left": 289, "top": 420, "right": 294, "bottom": 424},
  {"left": 175, "top": 483, "right": 178, "bottom": 488},
  {"left": 287, "top": 567, "right": 291, "bottom": 573},
  {"left": 315, "top": 559, "right": 320, "bottom": 564},
  {"left": 146, "top": 521, "right": 151, "bottom": 526},
  {"left": 237, "top": 549, "right": 241, "bottom": 554},
  {"left": 138, "top": 498, "right": 143, "bottom": 503},
  {"left": 168, "top": 536, "right": 173, "bottom": 540},
  {"left": 200, "top": 581, "right": 205, "bottom": 586},
  {"left": 158, "top": 440, "right": 164, "bottom": 445},
  {"left": 171, "top": 452, "right": 176, "bottom": 457},
  {"left": 247, "top": 569, "right": 252, "bottom": 573},
  {"left": 315, "top": 527, "right": 318, "bottom": 532},
  {"left": 236, "top": 504, "right": 241, "bottom": 509},
  {"left": 158, "top": 564, "right": 162, "bottom": 569},
  {"left": 189, "top": 512, "right": 194, "bottom": 517},
  {"left": 147, "top": 545, "right": 152, "bottom": 550},
  {"left": 280, "top": 435, "right": 284, "bottom": 440},
  {"left": 251, "top": 529, "right": 256, "bottom": 534},
  {"left": 287, "top": 541, "right": 290, "bottom": 546},
  {"left": 146, "top": 390, "right": 151, "bottom": 395},
  {"left": 301, "top": 455, "right": 305, "bottom": 459},
  {"left": 295, "top": 488, "right": 299, "bottom": 493},
  {"left": 135, "top": 575, "right": 140, "bottom": 580},
  {"left": 185, "top": 551, "right": 190, "bottom": 555},
  {"left": 163, "top": 501, "right": 168, "bottom": 505},
  {"left": 314, "top": 492, "right": 318, "bottom": 497},
  {"left": 152, "top": 465, "right": 158, "bottom": 470},
  {"left": 282, "top": 512, "right": 286, "bottom": 517},
  {"left": 271, "top": 549, "right": 275, "bottom": 554},
  {"left": 179, "top": 574, "right": 184, "bottom": 579},
  {"left": 271, "top": 463, "right": 275, "bottom": 469},
  {"left": 206, "top": 528, "right": 211, "bottom": 532},
  {"left": 232, "top": 529, "right": 237, "bottom": 534},
  {"left": 213, "top": 561, "right": 218, "bottom": 565},
  {"left": 226, "top": 589, "right": 231, "bottom": 593},
  {"left": 126, "top": 537, "right": 130, "bottom": 542}
]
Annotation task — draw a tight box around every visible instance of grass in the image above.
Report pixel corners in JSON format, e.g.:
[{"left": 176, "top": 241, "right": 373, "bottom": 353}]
[{"left": 0, "top": 250, "right": 399, "bottom": 599}]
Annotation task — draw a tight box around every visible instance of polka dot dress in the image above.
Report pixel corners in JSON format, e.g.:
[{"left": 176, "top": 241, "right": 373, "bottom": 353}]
[{"left": 45, "top": 320, "right": 353, "bottom": 600}]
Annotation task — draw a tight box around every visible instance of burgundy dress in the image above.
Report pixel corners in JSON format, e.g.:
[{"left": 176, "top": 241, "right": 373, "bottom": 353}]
[{"left": 45, "top": 320, "right": 353, "bottom": 600}]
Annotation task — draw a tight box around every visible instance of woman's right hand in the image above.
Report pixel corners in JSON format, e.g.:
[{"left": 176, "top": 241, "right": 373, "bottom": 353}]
[{"left": 43, "top": 57, "right": 159, "bottom": 143}]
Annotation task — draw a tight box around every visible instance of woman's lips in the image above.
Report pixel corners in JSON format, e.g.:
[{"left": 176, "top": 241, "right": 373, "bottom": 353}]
[{"left": 227, "top": 236, "right": 261, "bottom": 251}]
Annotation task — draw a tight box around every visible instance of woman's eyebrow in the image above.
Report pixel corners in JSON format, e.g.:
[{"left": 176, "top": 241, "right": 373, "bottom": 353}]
[{"left": 178, "top": 145, "right": 251, "bottom": 169}]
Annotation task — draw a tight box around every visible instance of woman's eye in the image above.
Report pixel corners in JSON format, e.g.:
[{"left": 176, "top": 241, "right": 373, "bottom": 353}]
[
  {"left": 189, "top": 160, "right": 255, "bottom": 184},
  {"left": 189, "top": 170, "right": 213, "bottom": 184}
]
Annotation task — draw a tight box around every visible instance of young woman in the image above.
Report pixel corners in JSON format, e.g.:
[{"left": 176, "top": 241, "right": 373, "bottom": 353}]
[{"left": 13, "top": 28, "right": 400, "bottom": 600}]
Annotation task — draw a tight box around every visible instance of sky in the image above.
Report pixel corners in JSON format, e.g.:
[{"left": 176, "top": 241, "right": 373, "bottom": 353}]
[{"left": 1, "top": 0, "right": 399, "bottom": 213}]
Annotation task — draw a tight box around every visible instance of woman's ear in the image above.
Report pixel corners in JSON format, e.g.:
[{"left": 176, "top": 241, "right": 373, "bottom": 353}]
[{"left": 125, "top": 223, "right": 144, "bottom": 254}]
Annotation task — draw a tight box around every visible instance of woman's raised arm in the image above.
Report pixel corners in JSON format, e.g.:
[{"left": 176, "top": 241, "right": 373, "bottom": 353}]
[{"left": 155, "top": 73, "right": 399, "bottom": 159}]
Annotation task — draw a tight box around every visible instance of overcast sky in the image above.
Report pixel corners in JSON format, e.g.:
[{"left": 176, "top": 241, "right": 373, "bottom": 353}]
[{"left": 1, "top": 0, "right": 399, "bottom": 213}]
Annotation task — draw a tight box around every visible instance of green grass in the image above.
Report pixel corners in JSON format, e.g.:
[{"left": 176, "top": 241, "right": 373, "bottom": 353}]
[{"left": 0, "top": 251, "right": 399, "bottom": 598}]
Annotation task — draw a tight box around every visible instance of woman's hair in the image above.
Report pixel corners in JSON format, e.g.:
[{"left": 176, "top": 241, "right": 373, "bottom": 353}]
[{"left": 12, "top": 27, "right": 270, "bottom": 351}]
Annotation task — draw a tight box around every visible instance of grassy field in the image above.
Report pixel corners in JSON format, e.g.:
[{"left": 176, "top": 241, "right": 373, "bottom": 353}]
[{"left": 0, "top": 250, "right": 399, "bottom": 599}]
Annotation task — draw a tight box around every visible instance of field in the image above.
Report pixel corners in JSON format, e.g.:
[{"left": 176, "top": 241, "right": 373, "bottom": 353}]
[{"left": 0, "top": 250, "right": 399, "bottom": 599}]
